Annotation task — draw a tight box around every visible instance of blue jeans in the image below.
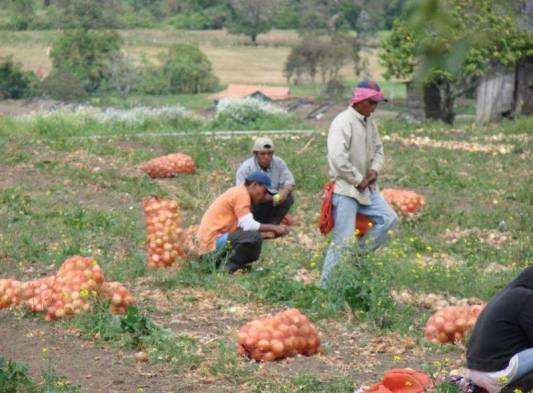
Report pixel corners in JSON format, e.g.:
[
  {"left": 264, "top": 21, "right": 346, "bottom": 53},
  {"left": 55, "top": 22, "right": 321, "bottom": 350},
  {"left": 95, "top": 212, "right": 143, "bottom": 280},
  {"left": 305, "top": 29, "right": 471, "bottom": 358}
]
[
  {"left": 319, "top": 191, "right": 398, "bottom": 288},
  {"left": 513, "top": 347, "right": 533, "bottom": 381}
]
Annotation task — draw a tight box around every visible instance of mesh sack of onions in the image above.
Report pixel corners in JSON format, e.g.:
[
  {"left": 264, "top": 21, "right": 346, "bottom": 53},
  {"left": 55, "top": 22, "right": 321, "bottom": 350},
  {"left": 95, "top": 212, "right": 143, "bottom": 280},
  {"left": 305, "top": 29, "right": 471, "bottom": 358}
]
[
  {"left": 144, "top": 198, "right": 186, "bottom": 268},
  {"left": 0, "top": 256, "right": 135, "bottom": 320},
  {"left": 424, "top": 304, "right": 484, "bottom": 344},
  {"left": 141, "top": 153, "right": 196, "bottom": 178},
  {"left": 381, "top": 188, "right": 426, "bottom": 216},
  {"left": 237, "top": 308, "right": 321, "bottom": 362}
]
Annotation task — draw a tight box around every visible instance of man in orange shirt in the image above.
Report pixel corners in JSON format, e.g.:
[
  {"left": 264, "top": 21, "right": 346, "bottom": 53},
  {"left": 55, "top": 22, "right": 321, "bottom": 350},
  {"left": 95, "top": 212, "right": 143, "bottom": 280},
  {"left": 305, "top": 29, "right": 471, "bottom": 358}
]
[{"left": 197, "top": 171, "right": 289, "bottom": 273}]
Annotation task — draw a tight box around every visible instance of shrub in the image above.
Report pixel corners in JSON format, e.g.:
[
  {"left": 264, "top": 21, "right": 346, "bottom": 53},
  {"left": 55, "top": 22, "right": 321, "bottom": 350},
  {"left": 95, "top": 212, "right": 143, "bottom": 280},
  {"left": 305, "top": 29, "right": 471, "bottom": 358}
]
[
  {"left": 0, "top": 56, "right": 38, "bottom": 99},
  {"left": 161, "top": 43, "right": 218, "bottom": 94},
  {"left": 139, "top": 44, "right": 218, "bottom": 95},
  {"left": 41, "top": 71, "right": 88, "bottom": 102},
  {"left": 211, "top": 97, "right": 296, "bottom": 130},
  {"left": 50, "top": 30, "right": 122, "bottom": 93}
]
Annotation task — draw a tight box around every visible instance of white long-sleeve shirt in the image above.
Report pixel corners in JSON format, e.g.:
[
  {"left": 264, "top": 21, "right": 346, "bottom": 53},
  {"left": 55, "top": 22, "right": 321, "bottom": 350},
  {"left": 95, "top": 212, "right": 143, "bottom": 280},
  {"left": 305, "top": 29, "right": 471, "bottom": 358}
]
[{"left": 327, "top": 106, "right": 385, "bottom": 205}]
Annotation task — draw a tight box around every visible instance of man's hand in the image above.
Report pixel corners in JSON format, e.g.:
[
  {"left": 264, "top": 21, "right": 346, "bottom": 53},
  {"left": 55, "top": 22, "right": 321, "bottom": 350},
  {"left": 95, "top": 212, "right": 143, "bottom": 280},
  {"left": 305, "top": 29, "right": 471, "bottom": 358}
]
[
  {"left": 356, "top": 179, "right": 369, "bottom": 192},
  {"left": 366, "top": 169, "right": 378, "bottom": 184},
  {"left": 278, "top": 187, "right": 292, "bottom": 203},
  {"left": 273, "top": 224, "right": 289, "bottom": 237},
  {"left": 357, "top": 170, "right": 378, "bottom": 192}
]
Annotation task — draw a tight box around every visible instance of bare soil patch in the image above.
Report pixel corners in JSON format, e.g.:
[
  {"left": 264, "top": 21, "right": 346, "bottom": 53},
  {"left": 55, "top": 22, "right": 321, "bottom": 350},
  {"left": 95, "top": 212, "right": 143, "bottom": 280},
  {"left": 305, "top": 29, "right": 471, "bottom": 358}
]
[{"left": 0, "top": 312, "right": 237, "bottom": 393}]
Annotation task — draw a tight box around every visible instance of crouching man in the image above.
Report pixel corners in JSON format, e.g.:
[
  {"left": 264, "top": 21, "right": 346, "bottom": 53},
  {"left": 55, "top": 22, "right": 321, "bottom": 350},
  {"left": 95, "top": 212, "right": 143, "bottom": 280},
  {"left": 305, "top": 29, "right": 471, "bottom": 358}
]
[{"left": 197, "top": 171, "right": 289, "bottom": 273}]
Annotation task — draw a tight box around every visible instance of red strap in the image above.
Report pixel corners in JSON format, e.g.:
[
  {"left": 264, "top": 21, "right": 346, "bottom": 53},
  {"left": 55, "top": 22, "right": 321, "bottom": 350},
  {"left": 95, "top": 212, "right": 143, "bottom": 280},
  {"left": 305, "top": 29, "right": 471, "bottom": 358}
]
[{"left": 318, "top": 181, "right": 335, "bottom": 235}]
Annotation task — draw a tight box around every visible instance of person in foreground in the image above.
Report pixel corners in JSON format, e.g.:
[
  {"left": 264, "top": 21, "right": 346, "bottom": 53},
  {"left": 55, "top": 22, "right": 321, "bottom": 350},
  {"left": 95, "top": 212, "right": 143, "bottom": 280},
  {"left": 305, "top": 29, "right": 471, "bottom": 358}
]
[
  {"left": 465, "top": 266, "right": 533, "bottom": 393},
  {"left": 319, "top": 80, "right": 398, "bottom": 288},
  {"left": 236, "top": 137, "right": 295, "bottom": 224},
  {"left": 197, "top": 171, "right": 289, "bottom": 273}
]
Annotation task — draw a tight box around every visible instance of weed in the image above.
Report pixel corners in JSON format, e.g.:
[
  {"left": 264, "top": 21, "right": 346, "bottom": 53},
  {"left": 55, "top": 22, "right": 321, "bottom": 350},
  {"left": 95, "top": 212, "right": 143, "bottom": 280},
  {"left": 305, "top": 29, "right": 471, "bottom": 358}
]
[
  {"left": 0, "top": 355, "right": 80, "bottom": 393},
  {"left": 254, "top": 373, "right": 353, "bottom": 393},
  {"left": 67, "top": 302, "right": 200, "bottom": 368}
]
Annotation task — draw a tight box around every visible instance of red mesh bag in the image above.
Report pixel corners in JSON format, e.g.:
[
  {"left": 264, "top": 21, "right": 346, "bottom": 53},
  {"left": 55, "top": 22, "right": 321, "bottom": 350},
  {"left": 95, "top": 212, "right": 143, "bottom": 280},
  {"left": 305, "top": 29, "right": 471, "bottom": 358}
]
[
  {"left": 237, "top": 308, "right": 321, "bottom": 362},
  {"left": 141, "top": 153, "right": 196, "bottom": 178},
  {"left": 364, "top": 368, "right": 432, "bottom": 393},
  {"left": 143, "top": 198, "right": 186, "bottom": 268},
  {"left": 424, "top": 304, "right": 484, "bottom": 344},
  {"left": 319, "top": 180, "right": 374, "bottom": 238}
]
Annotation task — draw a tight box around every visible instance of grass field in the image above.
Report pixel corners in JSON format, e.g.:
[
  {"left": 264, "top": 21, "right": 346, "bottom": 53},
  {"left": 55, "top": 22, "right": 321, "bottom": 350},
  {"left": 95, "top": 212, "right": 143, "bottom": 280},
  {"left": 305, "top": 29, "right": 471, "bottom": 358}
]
[
  {"left": 1, "top": 29, "right": 390, "bottom": 87},
  {"left": 0, "top": 99, "right": 531, "bottom": 392}
]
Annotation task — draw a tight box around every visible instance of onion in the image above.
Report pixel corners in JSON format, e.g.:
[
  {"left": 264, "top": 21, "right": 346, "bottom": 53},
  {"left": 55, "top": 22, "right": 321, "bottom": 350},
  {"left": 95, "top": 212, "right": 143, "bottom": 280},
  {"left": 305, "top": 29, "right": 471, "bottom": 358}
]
[{"left": 257, "top": 339, "right": 270, "bottom": 351}]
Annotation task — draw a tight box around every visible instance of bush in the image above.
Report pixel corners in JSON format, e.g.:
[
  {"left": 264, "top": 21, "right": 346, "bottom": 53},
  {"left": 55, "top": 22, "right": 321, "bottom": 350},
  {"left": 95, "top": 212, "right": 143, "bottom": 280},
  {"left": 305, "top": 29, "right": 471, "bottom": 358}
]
[
  {"left": 41, "top": 71, "right": 88, "bottom": 102},
  {"left": 139, "top": 44, "right": 219, "bottom": 95},
  {"left": 50, "top": 30, "right": 122, "bottom": 93},
  {"left": 0, "top": 56, "right": 38, "bottom": 99},
  {"left": 211, "top": 97, "right": 296, "bottom": 130}
]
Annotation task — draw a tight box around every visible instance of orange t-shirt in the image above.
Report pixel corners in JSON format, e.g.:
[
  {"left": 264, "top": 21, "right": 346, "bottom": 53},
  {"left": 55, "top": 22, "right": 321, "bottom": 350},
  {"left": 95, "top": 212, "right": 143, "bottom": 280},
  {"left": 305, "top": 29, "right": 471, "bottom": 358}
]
[{"left": 197, "top": 185, "right": 252, "bottom": 255}]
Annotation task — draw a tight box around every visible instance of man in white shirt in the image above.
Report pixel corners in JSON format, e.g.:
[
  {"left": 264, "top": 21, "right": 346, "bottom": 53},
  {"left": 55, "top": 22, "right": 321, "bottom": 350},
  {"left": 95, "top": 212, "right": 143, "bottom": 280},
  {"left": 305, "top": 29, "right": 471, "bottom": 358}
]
[{"left": 320, "top": 80, "right": 398, "bottom": 288}]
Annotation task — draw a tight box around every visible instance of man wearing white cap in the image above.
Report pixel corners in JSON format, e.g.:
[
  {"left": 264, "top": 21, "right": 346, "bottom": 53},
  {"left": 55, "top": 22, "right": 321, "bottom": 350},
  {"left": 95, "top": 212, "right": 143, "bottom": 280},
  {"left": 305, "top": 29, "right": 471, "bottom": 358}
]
[
  {"left": 320, "top": 80, "right": 398, "bottom": 287},
  {"left": 236, "top": 137, "right": 295, "bottom": 225}
]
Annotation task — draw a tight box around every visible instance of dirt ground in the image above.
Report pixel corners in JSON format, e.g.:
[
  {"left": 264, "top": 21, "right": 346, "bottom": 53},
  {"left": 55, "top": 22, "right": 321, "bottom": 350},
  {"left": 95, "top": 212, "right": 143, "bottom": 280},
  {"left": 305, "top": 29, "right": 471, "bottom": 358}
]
[{"left": 0, "top": 292, "right": 462, "bottom": 393}]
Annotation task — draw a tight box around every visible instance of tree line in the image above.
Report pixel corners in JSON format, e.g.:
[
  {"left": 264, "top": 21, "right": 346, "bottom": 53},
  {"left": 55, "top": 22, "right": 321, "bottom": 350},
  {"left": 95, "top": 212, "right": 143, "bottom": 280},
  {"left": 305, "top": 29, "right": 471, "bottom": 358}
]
[{"left": 0, "top": 0, "right": 407, "bottom": 38}]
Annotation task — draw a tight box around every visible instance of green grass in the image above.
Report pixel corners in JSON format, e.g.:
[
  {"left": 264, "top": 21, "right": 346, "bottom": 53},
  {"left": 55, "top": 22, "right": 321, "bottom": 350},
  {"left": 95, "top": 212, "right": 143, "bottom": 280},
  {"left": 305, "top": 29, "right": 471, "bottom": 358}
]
[
  {"left": 0, "top": 109, "right": 531, "bottom": 389},
  {"left": 0, "top": 355, "right": 80, "bottom": 393},
  {"left": 66, "top": 303, "right": 201, "bottom": 368}
]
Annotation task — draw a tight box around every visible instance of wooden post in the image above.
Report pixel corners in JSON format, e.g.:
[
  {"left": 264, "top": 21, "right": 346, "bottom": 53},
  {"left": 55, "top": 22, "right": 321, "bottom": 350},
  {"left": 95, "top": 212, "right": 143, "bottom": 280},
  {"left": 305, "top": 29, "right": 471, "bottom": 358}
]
[
  {"left": 515, "top": 57, "right": 533, "bottom": 117},
  {"left": 476, "top": 63, "right": 516, "bottom": 124}
]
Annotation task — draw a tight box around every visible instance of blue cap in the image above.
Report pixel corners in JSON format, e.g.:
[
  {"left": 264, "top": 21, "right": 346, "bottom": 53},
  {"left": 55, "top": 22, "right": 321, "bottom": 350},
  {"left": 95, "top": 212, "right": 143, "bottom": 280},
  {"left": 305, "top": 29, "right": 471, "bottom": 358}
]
[{"left": 245, "top": 171, "right": 276, "bottom": 194}]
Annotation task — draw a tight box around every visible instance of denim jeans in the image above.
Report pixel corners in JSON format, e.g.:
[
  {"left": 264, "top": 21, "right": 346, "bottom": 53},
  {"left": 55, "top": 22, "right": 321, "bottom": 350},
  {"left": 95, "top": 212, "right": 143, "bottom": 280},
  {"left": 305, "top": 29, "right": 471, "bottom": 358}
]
[
  {"left": 513, "top": 347, "right": 533, "bottom": 381},
  {"left": 319, "top": 191, "right": 398, "bottom": 288},
  {"left": 468, "top": 347, "right": 533, "bottom": 393}
]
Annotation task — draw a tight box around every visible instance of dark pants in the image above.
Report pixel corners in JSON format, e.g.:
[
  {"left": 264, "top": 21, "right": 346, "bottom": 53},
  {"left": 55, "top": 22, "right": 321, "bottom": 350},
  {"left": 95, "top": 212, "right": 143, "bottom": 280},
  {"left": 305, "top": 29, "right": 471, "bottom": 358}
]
[
  {"left": 211, "top": 230, "right": 263, "bottom": 273},
  {"left": 251, "top": 193, "right": 294, "bottom": 224}
]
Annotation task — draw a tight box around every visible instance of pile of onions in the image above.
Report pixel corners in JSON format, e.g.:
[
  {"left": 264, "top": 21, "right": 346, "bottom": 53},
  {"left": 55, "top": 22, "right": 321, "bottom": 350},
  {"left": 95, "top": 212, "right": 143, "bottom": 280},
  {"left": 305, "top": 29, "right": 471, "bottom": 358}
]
[
  {"left": 237, "top": 308, "right": 321, "bottom": 362},
  {"left": 0, "top": 256, "right": 135, "bottom": 320},
  {"left": 424, "top": 305, "right": 484, "bottom": 344},
  {"left": 99, "top": 282, "right": 134, "bottom": 315},
  {"left": 143, "top": 198, "right": 186, "bottom": 268},
  {"left": 381, "top": 188, "right": 426, "bottom": 215},
  {"left": 141, "top": 153, "right": 196, "bottom": 178},
  {"left": 355, "top": 213, "right": 374, "bottom": 239}
]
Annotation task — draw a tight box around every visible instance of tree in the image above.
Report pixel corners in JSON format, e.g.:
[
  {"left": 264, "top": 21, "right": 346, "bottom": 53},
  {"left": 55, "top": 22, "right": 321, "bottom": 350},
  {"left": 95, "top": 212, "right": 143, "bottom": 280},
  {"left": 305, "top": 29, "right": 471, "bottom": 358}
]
[
  {"left": 0, "top": 56, "right": 38, "bottom": 99},
  {"left": 57, "top": 0, "right": 120, "bottom": 30},
  {"left": 8, "top": 0, "right": 34, "bottom": 29},
  {"left": 50, "top": 30, "right": 122, "bottom": 92},
  {"left": 139, "top": 44, "right": 219, "bottom": 94},
  {"left": 285, "top": 32, "right": 364, "bottom": 95},
  {"left": 226, "top": 0, "right": 279, "bottom": 44},
  {"left": 381, "top": 0, "right": 533, "bottom": 123}
]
